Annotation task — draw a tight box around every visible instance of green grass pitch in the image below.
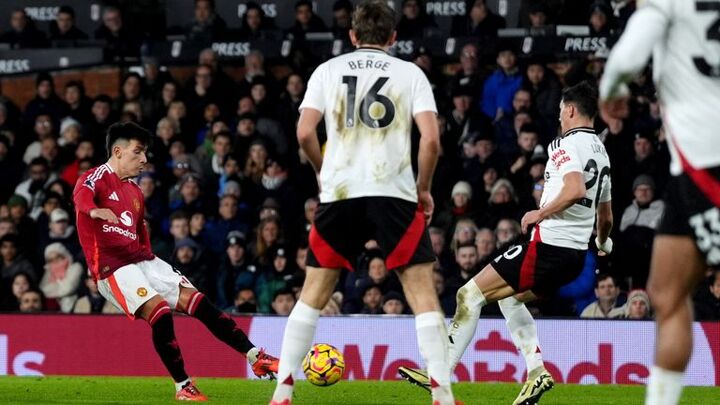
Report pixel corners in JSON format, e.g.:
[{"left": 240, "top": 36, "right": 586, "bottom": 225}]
[{"left": 0, "top": 376, "right": 716, "bottom": 404}]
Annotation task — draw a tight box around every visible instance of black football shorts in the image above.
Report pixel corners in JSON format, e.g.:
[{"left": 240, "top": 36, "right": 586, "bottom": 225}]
[{"left": 306, "top": 197, "right": 435, "bottom": 271}]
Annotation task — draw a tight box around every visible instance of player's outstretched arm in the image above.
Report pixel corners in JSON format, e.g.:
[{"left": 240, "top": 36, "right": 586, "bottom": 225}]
[
  {"left": 599, "top": 2, "right": 669, "bottom": 102},
  {"left": 595, "top": 201, "right": 614, "bottom": 254},
  {"left": 521, "top": 172, "right": 586, "bottom": 233},
  {"left": 297, "top": 108, "right": 324, "bottom": 173},
  {"left": 414, "top": 111, "right": 440, "bottom": 223}
]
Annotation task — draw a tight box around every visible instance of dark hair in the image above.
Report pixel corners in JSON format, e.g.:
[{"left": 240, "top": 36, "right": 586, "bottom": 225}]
[
  {"left": 65, "top": 80, "right": 85, "bottom": 95},
  {"left": 273, "top": 288, "right": 295, "bottom": 301},
  {"left": 58, "top": 5, "right": 76, "bottom": 18},
  {"left": 594, "top": 272, "right": 615, "bottom": 288},
  {"left": 295, "top": 0, "right": 313, "bottom": 10},
  {"left": 0, "top": 233, "right": 19, "bottom": 246},
  {"left": 334, "top": 0, "right": 353, "bottom": 12},
  {"left": 93, "top": 94, "right": 112, "bottom": 105},
  {"left": 213, "top": 130, "right": 232, "bottom": 142},
  {"left": 170, "top": 210, "right": 190, "bottom": 222},
  {"left": 519, "top": 123, "right": 539, "bottom": 136},
  {"left": 196, "top": 0, "right": 215, "bottom": 8},
  {"left": 456, "top": 241, "right": 476, "bottom": 251},
  {"left": 105, "top": 121, "right": 151, "bottom": 158},
  {"left": 709, "top": 268, "right": 720, "bottom": 285},
  {"left": 352, "top": 0, "right": 396, "bottom": 46},
  {"left": 562, "top": 81, "right": 598, "bottom": 119},
  {"left": 29, "top": 157, "right": 49, "bottom": 169}
]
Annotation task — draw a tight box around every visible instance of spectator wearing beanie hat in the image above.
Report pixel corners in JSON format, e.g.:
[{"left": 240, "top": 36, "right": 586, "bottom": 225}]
[
  {"left": 620, "top": 175, "right": 665, "bottom": 232},
  {"left": 40, "top": 242, "right": 83, "bottom": 313},
  {"left": 41, "top": 207, "right": 80, "bottom": 260},
  {"left": 216, "top": 230, "right": 256, "bottom": 310},
  {"left": 58, "top": 117, "right": 81, "bottom": 147},
  {"left": 623, "top": 289, "right": 651, "bottom": 319},
  {"left": 614, "top": 174, "right": 666, "bottom": 287},
  {"left": 22, "top": 72, "right": 64, "bottom": 128},
  {"left": 435, "top": 180, "right": 476, "bottom": 233},
  {"left": 382, "top": 291, "right": 406, "bottom": 315}
]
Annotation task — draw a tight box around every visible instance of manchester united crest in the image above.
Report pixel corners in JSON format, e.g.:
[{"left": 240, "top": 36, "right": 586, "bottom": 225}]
[
  {"left": 137, "top": 287, "right": 148, "bottom": 297},
  {"left": 133, "top": 198, "right": 141, "bottom": 212}
]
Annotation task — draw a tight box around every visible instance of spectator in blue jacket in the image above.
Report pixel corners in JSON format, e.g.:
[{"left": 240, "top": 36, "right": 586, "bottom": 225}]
[{"left": 481, "top": 46, "right": 523, "bottom": 121}]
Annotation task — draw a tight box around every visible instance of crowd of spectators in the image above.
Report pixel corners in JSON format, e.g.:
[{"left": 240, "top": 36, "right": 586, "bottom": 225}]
[{"left": 0, "top": 0, "right": 717, "bottom": 320}]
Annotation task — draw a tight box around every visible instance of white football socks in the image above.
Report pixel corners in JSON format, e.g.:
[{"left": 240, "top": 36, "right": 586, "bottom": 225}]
[
  {"left": 448, "top": 280, "right": 486, "bottom": 368},
  {"left": 246, "top": 347, "right": 259, "bottom": 365},
  {"left": 498, "top": 296, "right": 544, "bottom": 375},
  {"left": 271, "top": 300, "right": 320, "bottom": 403},
  {"left": 416, "top": 311, "right": 455, "bottom": 405},
  {"left": 174, "top": 378, "right": 190, "bottom": 392},
  {"left": 645, "top": 366, "right": 684, "bottom": 405}
]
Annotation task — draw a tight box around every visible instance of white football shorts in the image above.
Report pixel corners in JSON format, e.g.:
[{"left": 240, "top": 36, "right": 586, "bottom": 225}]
[{"left": 97, "top": 257, "right": 195, "bottom": 319}]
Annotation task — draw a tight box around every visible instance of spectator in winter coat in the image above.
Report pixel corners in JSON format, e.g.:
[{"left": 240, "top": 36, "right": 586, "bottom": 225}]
[{"left": 39, "top": 243, "right": 83, "bottom": 312}]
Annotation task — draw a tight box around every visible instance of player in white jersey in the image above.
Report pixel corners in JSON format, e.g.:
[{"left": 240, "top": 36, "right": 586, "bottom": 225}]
[
  {"left": 269, "top": 2, "right": 460, "bottom": 405},
  {"left": 599, "top": 1, "right": 720, "bottom": 404},
  {"left": 400, "top": 81, "right": 614, "bottom": 405}
]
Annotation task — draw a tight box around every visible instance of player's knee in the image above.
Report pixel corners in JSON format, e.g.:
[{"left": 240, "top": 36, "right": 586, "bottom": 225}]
[
  {"left": 647, "top": 282, "right": 680, "bottom": 317},
  {"left": 456, "top": 281, "right": 484, "bottom": 308}
]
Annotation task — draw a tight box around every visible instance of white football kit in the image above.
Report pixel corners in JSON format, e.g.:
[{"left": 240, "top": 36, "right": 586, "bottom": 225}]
[
  {"left": 299, "top": 47, "right": 437, "bottom": 204},
  {"left": 600, "top": 0, "right": 720, "bottom": 175},
  {"left": 533, "top": 128, "right": 612, "bottom": 250}
]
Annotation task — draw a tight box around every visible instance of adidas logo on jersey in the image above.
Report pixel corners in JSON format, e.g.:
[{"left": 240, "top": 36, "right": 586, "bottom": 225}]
[{"left": 108, "top": 192, "right": 119, "bottom": 201}]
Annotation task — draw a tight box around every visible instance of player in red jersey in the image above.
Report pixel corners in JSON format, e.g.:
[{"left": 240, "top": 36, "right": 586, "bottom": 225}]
[{"left": 73, "top": 122, "right": 278, "bottom": 401}]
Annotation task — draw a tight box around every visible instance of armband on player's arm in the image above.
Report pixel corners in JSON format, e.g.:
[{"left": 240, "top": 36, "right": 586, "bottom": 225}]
[{"left": 73, "top": 184, "right": 98, "bottom": 215}]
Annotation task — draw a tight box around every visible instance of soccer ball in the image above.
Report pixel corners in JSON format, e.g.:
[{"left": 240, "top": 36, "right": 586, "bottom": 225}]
[{"left": 302, "top": 343, "right": 345, "bottom": 386}]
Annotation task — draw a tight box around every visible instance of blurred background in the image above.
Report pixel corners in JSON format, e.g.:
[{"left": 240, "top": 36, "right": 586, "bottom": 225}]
[{"left": 0, "top": 0, "right": 717, "bottom": 326}]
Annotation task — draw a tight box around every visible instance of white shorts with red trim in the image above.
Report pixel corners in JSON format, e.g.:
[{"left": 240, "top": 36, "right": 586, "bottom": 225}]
[{"left": 97, "top": 257, "right": 195, "bottom": 318}]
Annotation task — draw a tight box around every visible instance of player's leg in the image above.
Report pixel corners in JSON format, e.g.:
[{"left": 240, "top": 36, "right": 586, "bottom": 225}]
[
  {"left": 142, "top": 256, "right": 278, "bottom": 378},
  {"left": 98, "top": 266, "right": 202, "bottom": 400},
  {"left": 500, "top": 291, "right": 554, "bottom": 405},
  {"left": 176, "top": 286, "right": 278, "bottom": 377},
  {"left": 136, "top": 294, "right": 205, "bottom": 400},
  {"left": 499, "top": 291, "right": 544, "bottom": 375},
  {"left": 271, "top": 266, "right": 341, "bottom": 404},
  {"left": 645, "top": 235, "right": 705, "bottom": 405},
  {"left": 398, "top": 262, "right": 457, "bottom": 405},
  {"left": 446, "top": 262, "right": 516, "bottom": 367}
]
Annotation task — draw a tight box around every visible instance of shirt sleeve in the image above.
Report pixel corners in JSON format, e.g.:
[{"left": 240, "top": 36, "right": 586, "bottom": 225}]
[
  {"left": 599, "top": 0, "right": 670, "bottom": 99},
  {"left": 72, "top": 173, "right": 98, "bottom": 215},
  {"left": 551, "top": 141, "right": 583, "bottom": 176},
  {"left": 411, "top": 64, "right": 437, "bottom": 115},
  {"left": 299, "top": 62, "right": 327, "bottom": 114}
]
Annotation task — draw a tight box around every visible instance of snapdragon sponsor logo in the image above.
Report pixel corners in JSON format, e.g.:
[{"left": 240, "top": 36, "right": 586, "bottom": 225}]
[{"left": 102, "top": 224, "right": 137, "bottom": 240}]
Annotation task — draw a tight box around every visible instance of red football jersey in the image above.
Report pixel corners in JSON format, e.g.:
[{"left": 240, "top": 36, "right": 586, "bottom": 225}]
[{"left": 73, "top": 163, "right": 154, "bottom": 280}]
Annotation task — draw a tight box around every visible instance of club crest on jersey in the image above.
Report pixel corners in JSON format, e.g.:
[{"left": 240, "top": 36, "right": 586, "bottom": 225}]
[
  {"left": 119, "top": 210, "right": 133, "bottom": 226},
  {"left": 136, "top": 287, "right": 147, "bottom": 297},
  {"left": 133, "top": 198, "right": 141, "bottom": 212}
]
